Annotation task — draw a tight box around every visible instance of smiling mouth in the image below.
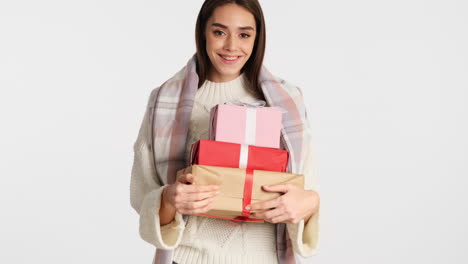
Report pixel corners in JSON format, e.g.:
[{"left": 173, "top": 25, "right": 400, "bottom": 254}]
[
  {"left": 218, "top": 54, "right": 242, "bottom": 64},
  {"left": 219, "top": 54, "right": 240, "bottom": 60}
]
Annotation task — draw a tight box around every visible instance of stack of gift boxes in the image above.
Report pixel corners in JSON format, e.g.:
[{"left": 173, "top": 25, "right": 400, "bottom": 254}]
[{"left": 177, "top": 102, "right": 304, "bottom": 222}]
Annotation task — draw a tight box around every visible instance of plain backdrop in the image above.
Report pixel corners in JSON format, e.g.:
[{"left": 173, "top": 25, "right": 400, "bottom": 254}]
[{"left": 1, "top": 0, "right": 467, "bottom": 263}]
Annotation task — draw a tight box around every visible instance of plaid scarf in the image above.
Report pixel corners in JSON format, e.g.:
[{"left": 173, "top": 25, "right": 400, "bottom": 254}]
[{"left": 150, "top": 55, "right": 308, "bottom": 264}]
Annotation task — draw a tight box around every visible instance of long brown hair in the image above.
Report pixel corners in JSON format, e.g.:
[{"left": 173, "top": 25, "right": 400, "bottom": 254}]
[{"left": 195, "top": 0, "right": 266, "bottom": 93}]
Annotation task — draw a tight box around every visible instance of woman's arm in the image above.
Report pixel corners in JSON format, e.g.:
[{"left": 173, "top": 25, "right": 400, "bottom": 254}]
[
  {"left": 130, "top": 89, "right": 186, "bottom": 250},
  {"left": 131, "top": 89, "right": 219, "bottom": 247},
  {"left": 285, "top": 138, "right": 320, "bottom": 257},
  {"left": 286, "top": 86, "right": 320, "bottom": 257}
]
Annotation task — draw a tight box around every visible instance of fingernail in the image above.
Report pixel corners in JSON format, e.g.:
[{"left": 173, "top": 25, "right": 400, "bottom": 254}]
[
  {"left": 215, "top": 191, "right": 220, "bottom": 195},
  {"left": 263, "top": 185, "right": 269, "bottom": 188},
  {"left": 245, "top": 205, "right": 251, "bottom": 210}
]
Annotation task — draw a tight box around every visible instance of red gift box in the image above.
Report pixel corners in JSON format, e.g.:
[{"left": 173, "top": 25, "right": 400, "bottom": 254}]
[{"left": 190, "top": 140, "right": 288, "bottom": 172}]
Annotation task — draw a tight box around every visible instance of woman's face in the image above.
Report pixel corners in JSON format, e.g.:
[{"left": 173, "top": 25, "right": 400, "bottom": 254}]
[{"left": 205, "top": 4, "right": 257, "bottom": 82}]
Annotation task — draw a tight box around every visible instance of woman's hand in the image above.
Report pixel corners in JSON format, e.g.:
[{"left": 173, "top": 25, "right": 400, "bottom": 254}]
[
  {"left": 248, "top": 184, "right": 320, "bottom": 224},
  {"left": 162, "top": 173, "right": 219, "bottom": 215}
]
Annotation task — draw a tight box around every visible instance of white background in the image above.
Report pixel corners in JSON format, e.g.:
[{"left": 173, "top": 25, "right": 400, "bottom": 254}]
[{"left": 1, "top": 0, "right": 467, "bottom": 263}]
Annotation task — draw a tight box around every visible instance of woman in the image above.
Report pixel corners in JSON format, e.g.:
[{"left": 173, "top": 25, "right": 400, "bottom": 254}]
[{"left": 130, "top": 1, "right": 320, "bottom": 263}]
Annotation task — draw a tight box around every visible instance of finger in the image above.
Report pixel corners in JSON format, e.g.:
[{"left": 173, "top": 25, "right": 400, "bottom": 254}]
[
  {"left": 178, "top": 173, "right": 195, "bottom": 184},
  {"left": 183, "top": 202, "right": 214, "bottom": 215},
  {"left": 247, "top": 197, "right": 280, "bottom": 212},
  {"left": 253, "top": 207, "right": 284, "bottom": 220},
  {"left": 268, "top": 214, "right": 290, "bottom": 224},
  {"left": 181, "top": 196, "right": 215, "bottom": 210},
  {"left": 183, "top": 184, "right": 219, "bottom": 193},
  {"left": 181, "top": 191, "right": 219, "bottom": 202},
  {"left": 262, "top": 184, "right": 291, "bottom": 193}
]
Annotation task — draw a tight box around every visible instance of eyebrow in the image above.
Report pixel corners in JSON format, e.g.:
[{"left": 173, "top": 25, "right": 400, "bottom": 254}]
[{"left": 211, "top": 22, "right": 255, "bottom": 31}]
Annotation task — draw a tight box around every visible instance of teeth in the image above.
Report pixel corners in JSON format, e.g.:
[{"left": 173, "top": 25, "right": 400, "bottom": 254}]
[{"left": 222, "top": 56, "right": 238, "bottom": 61}]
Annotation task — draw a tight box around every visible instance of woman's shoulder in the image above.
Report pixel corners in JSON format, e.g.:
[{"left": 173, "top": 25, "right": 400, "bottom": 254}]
[
  {"left": 273, "top": 75, "right": 305, "bottom": 99},
  {"left": 270, "top": 75, "right": 307, "bottom": 114},
  {"left": 145, "top": 64, "right": 190, "bottom": 108}
]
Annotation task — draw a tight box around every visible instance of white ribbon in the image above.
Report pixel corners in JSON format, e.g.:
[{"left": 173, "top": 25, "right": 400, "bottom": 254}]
[
  {"left": 238, "top": 144, "right": 249, "bottom": 169},
  {"left": 224, "top": 100, "right": 287, "bottom": 113},
  {"left": 225, "top": 99, "right": 266, "bottom": 108}
]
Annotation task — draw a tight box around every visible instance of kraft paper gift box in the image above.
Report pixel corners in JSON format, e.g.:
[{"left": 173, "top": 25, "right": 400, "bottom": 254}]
[
  {"left": 208, "top": 102, "right": 283, "bottom": 149},
  {"left": 190, "top": 139, "right": 289, "bottom": 172},
  {"left": 176, "top": 165, "right": 303, "bottom": 222}
]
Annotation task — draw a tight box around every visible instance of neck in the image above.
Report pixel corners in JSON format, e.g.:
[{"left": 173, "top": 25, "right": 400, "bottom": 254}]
[{"left": 207, "top": 69, "right": 241, "bottom": 83}]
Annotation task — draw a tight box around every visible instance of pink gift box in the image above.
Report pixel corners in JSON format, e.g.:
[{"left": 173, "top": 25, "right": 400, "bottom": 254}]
[{"left": 209, "top": 103, "right": 283, "bottom": 148}]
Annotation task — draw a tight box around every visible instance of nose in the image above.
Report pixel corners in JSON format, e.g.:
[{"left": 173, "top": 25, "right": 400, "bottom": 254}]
[{"left": 223, "top": 34, "right": 238, "bottom": 52}]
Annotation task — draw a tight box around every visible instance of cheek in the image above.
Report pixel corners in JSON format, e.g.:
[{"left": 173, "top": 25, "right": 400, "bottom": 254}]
[
  {"left": 205, "top": 38, "right": 213, "bottom": 53},
  {"left": 242, "top": 41, "right": 255, "bottom": 55},
  {"left": 205, "top": 36, "right": 214, "bottom": 51},
  {"left": 206, "top": 37, "right": 222, "bottom": 52}
]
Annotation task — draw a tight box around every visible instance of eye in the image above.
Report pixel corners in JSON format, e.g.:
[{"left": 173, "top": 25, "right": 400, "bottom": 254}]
[
  {"left": 213, "top": 30, "right": 225, "bottom": 36},
  {"left": 240, "top": 33, "right": 250, "bottom": 38}
]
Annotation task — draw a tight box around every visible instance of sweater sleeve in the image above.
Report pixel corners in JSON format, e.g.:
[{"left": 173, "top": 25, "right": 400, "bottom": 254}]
[
  {"left": 130, "top": 90, "right": 186, "bottom": 250},
  {"left": 286, "top": 138, "right": 320, "bottom": 257},
  {"left": 286, "top": 137, "right": 320, "bottom": 257},
  {"left": 286, "top": 89, "right": 320, "bottom": 257}
]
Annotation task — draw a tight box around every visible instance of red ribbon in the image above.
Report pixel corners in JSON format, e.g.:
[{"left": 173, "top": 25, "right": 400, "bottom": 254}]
[
  {"left": 241, "top": 168, "right": 254, "bottom": 218},
  {"left": 199, "top": 213, "right": 263, "bottom": 222},
  {"left": 189, "top": 166, "right": 261, "bottom": 222}
]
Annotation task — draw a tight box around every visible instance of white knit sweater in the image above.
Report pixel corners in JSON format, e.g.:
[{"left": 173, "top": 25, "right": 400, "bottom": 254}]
[{"left": 131, "top": 73, "right": 320, "bottom": 264}]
